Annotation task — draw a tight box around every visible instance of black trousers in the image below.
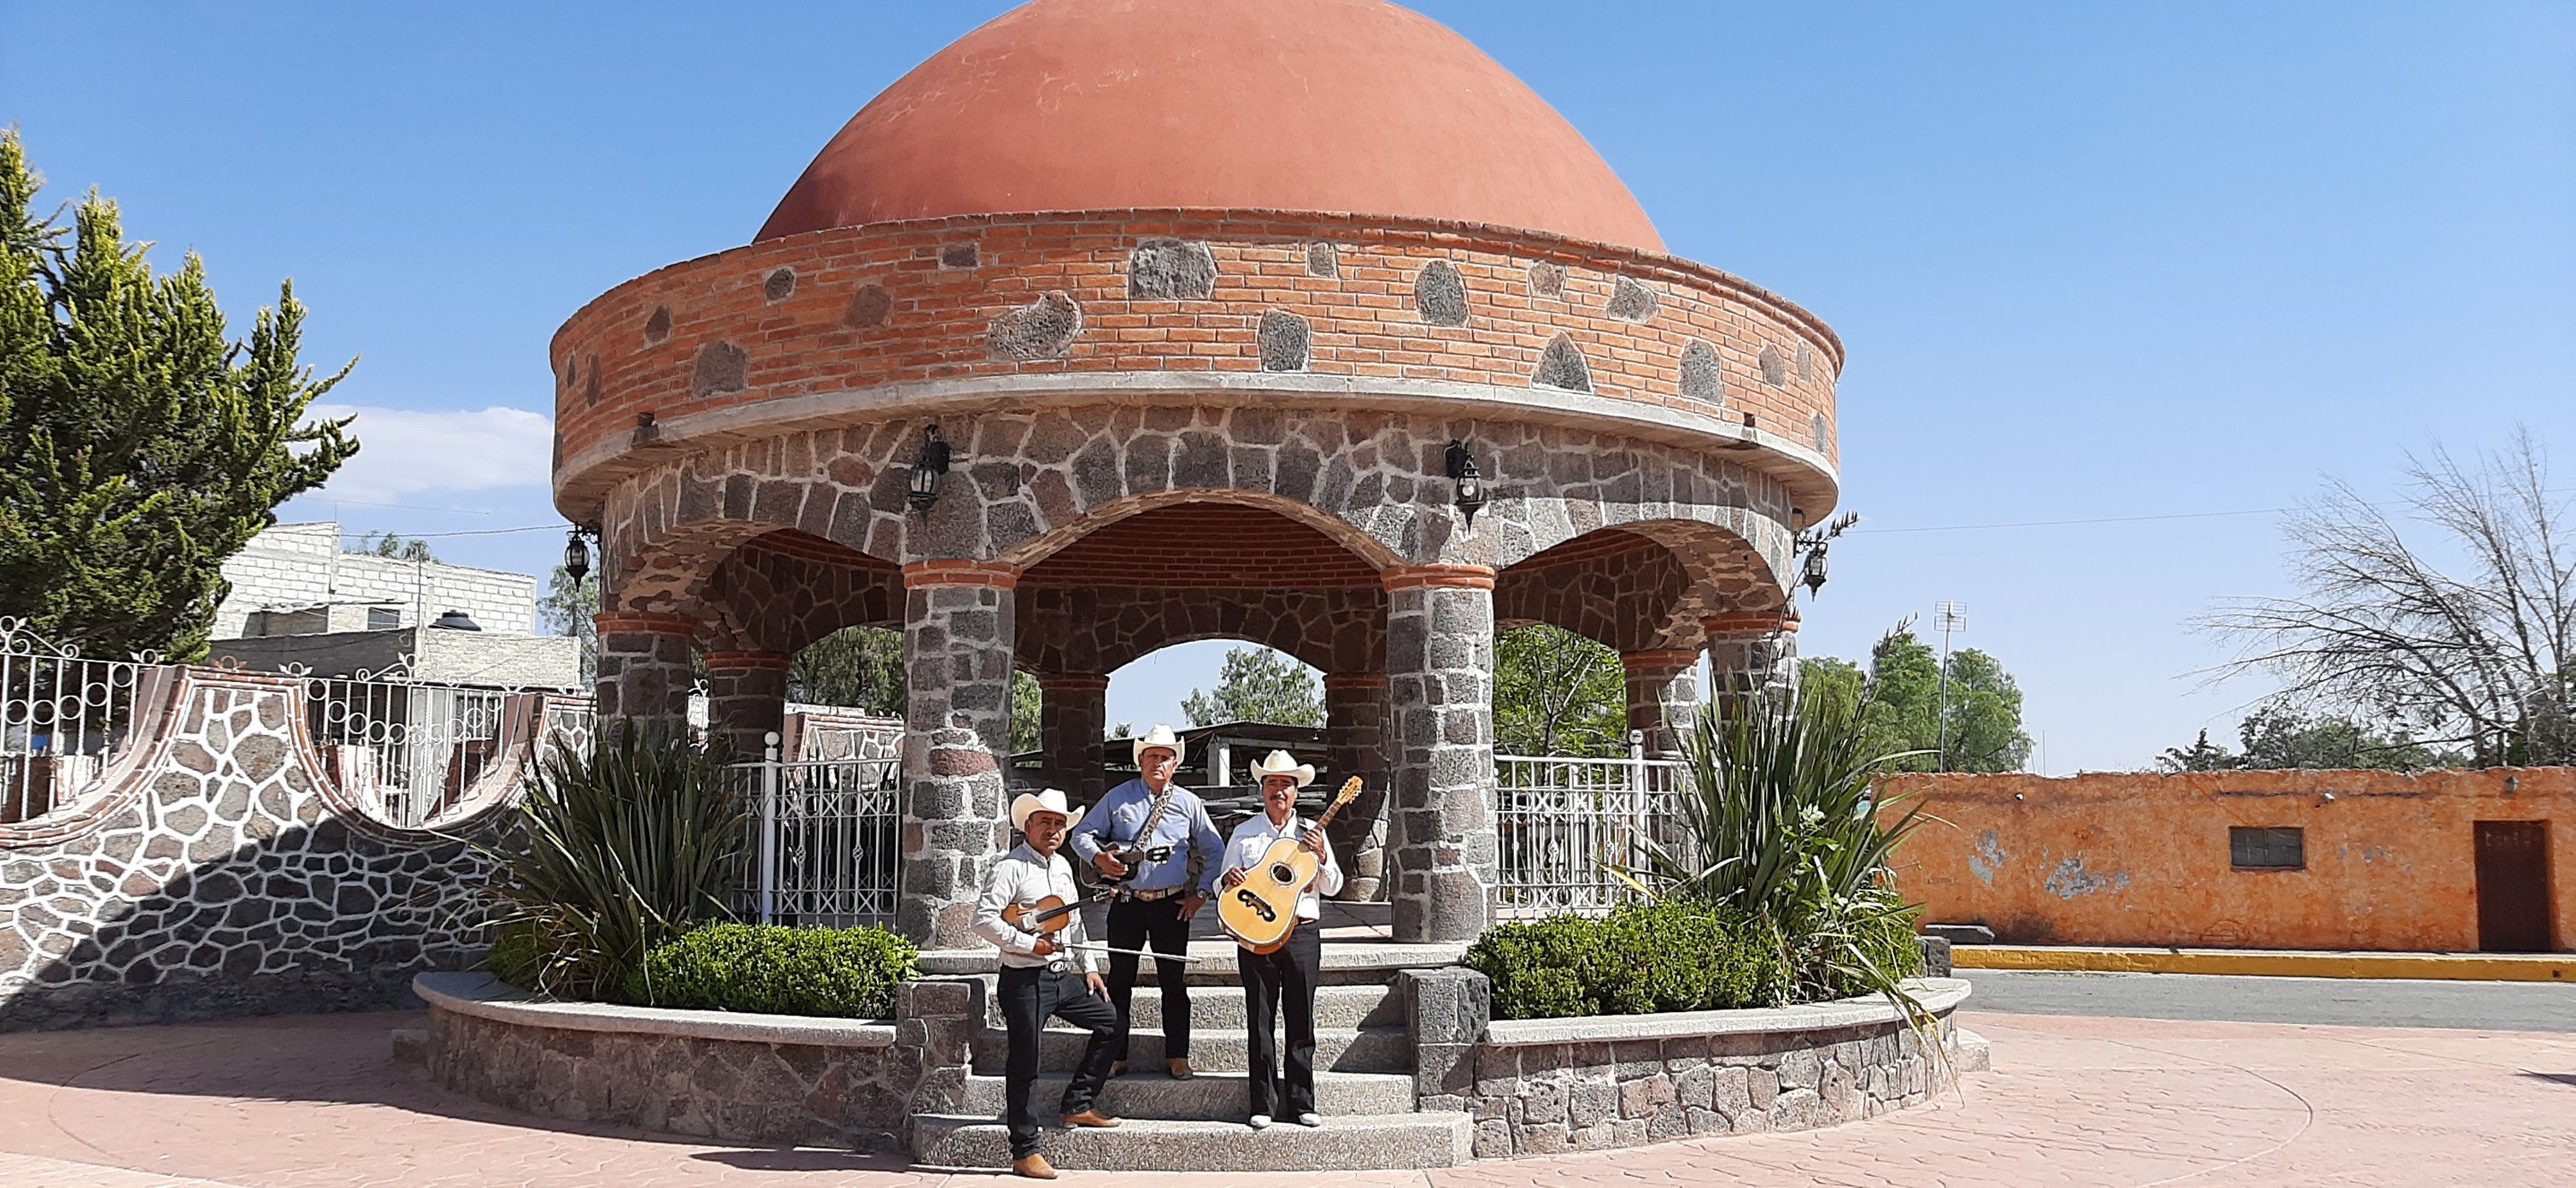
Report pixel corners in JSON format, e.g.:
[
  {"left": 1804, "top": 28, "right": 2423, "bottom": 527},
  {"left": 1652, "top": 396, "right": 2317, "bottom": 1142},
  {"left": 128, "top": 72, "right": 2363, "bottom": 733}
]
[
  {"left": 997, "top": 964, "right": 1118, "bottom": 1159},
  {"left": 1104, "top": 895, "right": 1194, "bottom": 1061},
  {"left": 1236, "top": 924, "right": 1322, "bottom": 1117}
]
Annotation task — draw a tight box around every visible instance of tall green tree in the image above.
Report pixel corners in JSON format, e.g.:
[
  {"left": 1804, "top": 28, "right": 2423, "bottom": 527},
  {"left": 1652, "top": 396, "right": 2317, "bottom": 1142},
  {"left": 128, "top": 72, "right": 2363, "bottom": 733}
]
[
  {"left": 1182, "top": 645, "right": 1322, "bottom": 726},
  {"left": 1797, "top": 626, "right": 2033, "bottom": 773},
  {"left": 1011, "top": 671, "right": 1042, "bottom": 755},
  {"left": 1493, "top": 624, "right": 1625, "bottom": 756},
  {"left": 0, "top": 129, "right": 357, "bottom": 659},
  {"left": 788, "top": 626, "right": 905, "bottom": 716}
]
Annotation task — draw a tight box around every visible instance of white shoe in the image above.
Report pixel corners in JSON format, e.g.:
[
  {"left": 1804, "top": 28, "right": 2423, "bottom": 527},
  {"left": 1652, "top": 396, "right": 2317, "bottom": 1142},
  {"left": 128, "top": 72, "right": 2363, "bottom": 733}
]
[
  {"left": 1248, "top": 1114, "right": 1271, "bottom": 1130},
  {"left": 1295, "top": 1112, "right": 1322, "bottom": 1127}
]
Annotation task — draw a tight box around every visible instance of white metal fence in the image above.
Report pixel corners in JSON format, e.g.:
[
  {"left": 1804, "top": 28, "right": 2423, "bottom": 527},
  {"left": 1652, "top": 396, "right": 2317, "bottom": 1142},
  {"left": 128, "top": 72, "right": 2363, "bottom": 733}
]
[
  {"left": 0, "top": 620, "right": 156, "bottom": 826},
  {"left": 1493, "top": 733, "right": 1688, "bottom": 915},
  {"left": 303, "top": 665, "right": 590, "bottom": 829},
  {"left": 736, "top": 735, "right": 905, "bottom": 929}
]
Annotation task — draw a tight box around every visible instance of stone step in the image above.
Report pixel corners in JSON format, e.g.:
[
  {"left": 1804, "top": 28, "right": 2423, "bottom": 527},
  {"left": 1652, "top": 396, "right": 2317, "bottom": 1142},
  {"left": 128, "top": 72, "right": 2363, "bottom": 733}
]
[
  {"left": 978, "top": 980, "right": 1404, "bottom": 1031},
  {"left": 910, "top": 1111, "right": 1473, "bottom": 1171},
  {"left": 954, "top": 1069, "right": 1416, "bottom": 1120},
  {"left": 972, "top": 1025, "right": 1411, "bottom": 1075},
  {"left": 918, "top": 939, "right": 1465, "bottom": 987}
]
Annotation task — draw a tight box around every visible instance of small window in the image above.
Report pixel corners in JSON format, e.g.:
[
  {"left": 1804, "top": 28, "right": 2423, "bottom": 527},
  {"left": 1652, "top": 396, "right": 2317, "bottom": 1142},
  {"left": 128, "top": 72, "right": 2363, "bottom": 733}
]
[
  {"left": 367, "top": 608, "right": 401, "bottom": 630},
  {"left": 2230, "top": 826, "right": 2305, "bottom": 871}
]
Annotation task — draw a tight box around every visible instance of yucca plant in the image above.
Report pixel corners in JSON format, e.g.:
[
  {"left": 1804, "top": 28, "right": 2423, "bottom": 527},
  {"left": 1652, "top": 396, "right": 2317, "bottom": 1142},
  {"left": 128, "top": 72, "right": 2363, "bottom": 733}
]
[
  {"left": 1616, "top": 677, "right": 1939, "bottom": 1028},
  {"left": 476, "top": 725, "right": 748, "bottom": 1002}
]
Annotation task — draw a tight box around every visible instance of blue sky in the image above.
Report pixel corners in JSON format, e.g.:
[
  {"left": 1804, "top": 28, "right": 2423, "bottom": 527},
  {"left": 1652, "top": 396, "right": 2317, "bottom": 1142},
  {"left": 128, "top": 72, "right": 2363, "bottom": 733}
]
[{"left": 5, "top": 2, "right": 2570, "bottom": 773}]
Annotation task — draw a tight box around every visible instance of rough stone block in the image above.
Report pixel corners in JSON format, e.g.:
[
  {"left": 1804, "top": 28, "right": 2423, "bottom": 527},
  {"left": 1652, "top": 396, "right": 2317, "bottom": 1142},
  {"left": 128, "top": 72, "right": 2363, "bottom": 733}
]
[{"left": 1127, "top": 238, "right": 1217, "bottom": 299}]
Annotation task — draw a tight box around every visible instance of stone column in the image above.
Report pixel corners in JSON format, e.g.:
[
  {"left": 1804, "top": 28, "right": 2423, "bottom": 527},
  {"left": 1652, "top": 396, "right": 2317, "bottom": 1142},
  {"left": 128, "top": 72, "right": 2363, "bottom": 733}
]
[
  {"left": 1703, "top": 613, "right": 1799, "bottom": 715},
  {"left": 1621, "top": 649, "right": 1704, "bottom": 758},
  {"left": 1037, "top": 673, "right": 1108, "bottom": 803},
  {"left": 703, "top": 650, "right": 791, "bottom": 760},
  {"left": 591, "top": 612, "right": 698, "bottom": 738},
  {"left": 897, "top": 561, "right": 1020, "bottom": 950},
  {"left": 1382, "top": 565, "right": 1499, "bottom": 944},
  {"left": 1323, "top": 672, "right": 1391, "bottom": 902}
]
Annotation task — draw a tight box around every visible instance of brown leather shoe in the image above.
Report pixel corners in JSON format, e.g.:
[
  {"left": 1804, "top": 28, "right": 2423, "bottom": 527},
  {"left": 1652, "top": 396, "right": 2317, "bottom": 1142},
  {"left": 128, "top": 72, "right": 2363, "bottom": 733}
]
[
  {"left": 1012, "top": 1154, "right": 1059, "bottom": 1179},
  {"left": 1165, "top": 1057, "right": 1194, "bottom": 1080},
  {"left": 1059, "top": 1109, "right": 1122, "bottom": 1128},
  {"left": 1108, "top": 1060, "right": 1127, "bottom": 1078}
]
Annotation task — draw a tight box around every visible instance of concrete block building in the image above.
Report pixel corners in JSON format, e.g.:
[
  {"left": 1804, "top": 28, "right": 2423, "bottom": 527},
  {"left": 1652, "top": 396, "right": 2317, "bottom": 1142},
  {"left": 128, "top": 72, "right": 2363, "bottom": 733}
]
[{"left": 554, "top": 0, "right": 1838, "bottom": 950}]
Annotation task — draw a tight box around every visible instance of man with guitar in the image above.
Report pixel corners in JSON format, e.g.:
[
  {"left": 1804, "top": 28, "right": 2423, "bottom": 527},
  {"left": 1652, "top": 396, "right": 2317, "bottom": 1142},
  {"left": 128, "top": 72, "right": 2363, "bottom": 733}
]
[
  {"left": 1211, "top": 750, "right": 1345, "bottom": 1130},
  {"left": 1066, "top": 724, "right": 1224, "bottom": 1080},
  {"left": 971, "top": 789, "right": 1122, "bottom": 1179}
]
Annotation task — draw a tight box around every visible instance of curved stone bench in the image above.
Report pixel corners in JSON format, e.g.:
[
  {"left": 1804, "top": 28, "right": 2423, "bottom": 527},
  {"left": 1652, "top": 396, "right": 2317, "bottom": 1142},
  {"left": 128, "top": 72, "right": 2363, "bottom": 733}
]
[
  {"left": 1443, "top": 976, "right": 1984, "bottom": 1159},
  {"left": 414, "top": 971, "right": 927, "bottom": 1153}
]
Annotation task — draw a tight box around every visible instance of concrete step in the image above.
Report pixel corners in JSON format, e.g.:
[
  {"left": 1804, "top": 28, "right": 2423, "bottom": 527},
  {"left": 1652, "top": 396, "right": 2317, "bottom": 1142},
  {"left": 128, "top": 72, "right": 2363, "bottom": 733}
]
[
  {"left": 978, "top": 980, "right": 1404, "bottom": 1031},
  {"left": 972, "top": 1025, "right": 1411, "bottom": 1075},
  {"left": 955, "top": 1069, "right": 1416, "bottom": 1120},
  {"left": 910, "top": 1111, "right": 1472, "bottom": 1171},
  {"left": 918, "top": 938, "right": 1466, "bottom": 987}
]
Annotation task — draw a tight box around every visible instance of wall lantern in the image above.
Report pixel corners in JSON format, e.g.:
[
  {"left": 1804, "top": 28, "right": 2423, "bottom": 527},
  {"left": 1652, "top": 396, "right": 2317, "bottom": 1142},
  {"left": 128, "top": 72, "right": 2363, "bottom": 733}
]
[
  {"left": 907, "top": 424, "right": 952, "bottom": 514},
  {"left": 562, "top": 526, "right": 593, "bottom": 584},
  {"left": 1445, "top": 438, "right": 1488, "bottom": 529},
  {"left": 1793, "top": 511, "right": 1860, "bottom": 598},
  {"left": 1801, "top": 545, "right": 1829, "bottom": 595}
]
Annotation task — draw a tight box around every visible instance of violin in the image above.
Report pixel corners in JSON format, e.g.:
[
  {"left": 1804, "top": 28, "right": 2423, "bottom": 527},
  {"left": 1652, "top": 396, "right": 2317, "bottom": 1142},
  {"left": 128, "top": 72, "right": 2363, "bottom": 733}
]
[{"left": 1001, "top": 893, "right": 1085, "bottom": 933}]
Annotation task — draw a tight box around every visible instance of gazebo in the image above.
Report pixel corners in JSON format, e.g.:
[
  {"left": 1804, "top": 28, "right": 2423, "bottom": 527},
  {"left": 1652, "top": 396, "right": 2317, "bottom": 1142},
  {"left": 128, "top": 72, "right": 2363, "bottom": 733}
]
[{"left": 551, "top": 0, "right": 1835, "bottom": 950}]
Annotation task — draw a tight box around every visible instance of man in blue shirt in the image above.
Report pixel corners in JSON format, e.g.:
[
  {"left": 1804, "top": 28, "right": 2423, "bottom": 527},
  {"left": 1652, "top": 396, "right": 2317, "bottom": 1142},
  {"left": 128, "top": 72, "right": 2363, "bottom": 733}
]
[{"left": 1067, "top": 724, "right": 1224, "bottom": 1079}]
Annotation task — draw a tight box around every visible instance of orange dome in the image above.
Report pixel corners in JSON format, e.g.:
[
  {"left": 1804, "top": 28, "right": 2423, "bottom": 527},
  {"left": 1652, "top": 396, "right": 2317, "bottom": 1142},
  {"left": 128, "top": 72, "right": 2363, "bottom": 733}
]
[{"left": 756, "top": 0, "right": 1665, "bottom": 252}]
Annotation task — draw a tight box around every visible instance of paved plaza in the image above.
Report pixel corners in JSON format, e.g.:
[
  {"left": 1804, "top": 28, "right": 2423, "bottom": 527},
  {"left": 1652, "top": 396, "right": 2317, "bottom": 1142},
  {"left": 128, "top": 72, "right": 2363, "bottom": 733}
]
[{"left": 2, "top": 1001, "right": 2569, "bottom": 1187}]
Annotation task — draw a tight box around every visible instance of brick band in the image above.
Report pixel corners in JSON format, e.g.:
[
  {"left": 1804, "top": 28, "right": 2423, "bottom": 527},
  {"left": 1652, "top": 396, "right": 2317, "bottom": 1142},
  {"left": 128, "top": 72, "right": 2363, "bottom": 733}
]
[
  {"left": 1382, "top": 563, "right": 1498, "bottom": 592},
  {"left": 1702, "top": 612, "right": 1798, "bottom": 637},
  {"left": 704, "top": 650, "right": 794, "bottom": 672},
  {"left": 1620, "top": 649, "right": 1705, "bottom": 674},
  {"left": 1036, "top": 673, "right": 1111, "bottom": 692},
  {"left": 593, "top": 612, "right": 701, "bottom": 636},
  {"left": 902, "top": 560, "right": 1022, "bottom": 591},
  {"left": 1323, "top": 672, "right": 1392, "bottom": 691}
]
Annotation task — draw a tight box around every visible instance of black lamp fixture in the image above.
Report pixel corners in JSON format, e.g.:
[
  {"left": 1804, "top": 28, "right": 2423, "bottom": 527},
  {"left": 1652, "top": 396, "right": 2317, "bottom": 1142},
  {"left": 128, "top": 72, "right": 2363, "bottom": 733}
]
[
  {"left": 562, "top": 526, "right": 593, "bottom": 584},
  {"left": 1444, "top": 438, "right": 1488, "bottom": 528},
  {"left": 1793, "top": 511, "right": 1860, "bottom": 597},
  {"left": 907, "top": 424, "right": 952, "bottom": 514}
]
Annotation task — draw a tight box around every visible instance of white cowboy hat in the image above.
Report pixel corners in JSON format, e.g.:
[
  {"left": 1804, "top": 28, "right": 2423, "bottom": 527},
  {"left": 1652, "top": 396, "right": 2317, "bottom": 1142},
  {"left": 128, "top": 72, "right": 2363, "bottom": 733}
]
[
  {"left": 1130, "top": 724, "right": 1187, "bottom": 766},
  {"left": 1010, "top": 788, "right": 1077, "bottom": 833},
  {"left": 1246, "top": 750, "right": 1316, "bottom": 789}
]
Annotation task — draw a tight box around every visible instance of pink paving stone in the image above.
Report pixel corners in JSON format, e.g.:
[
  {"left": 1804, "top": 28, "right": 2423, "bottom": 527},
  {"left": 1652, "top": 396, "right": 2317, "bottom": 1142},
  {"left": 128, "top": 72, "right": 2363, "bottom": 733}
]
[{"left": 0, "top": 1009, "right": 2570, "bottom": 1187}]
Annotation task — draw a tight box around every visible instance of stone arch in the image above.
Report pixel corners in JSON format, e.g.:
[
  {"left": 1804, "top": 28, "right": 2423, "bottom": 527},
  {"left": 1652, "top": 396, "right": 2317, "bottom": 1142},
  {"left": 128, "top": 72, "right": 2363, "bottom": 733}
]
[
  {"left": 1494, "top": 519, "right": 1785, "bottom": 653},
  {"left": 995, "top": 487, "right": 1403, "bottom": 574}
]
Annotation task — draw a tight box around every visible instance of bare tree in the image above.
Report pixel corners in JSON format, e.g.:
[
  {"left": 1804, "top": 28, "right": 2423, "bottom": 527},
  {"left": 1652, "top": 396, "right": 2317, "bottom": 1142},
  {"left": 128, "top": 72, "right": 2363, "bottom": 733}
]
[{"left": 2200, "top": 430, "right": 2572, "bottom": 766}]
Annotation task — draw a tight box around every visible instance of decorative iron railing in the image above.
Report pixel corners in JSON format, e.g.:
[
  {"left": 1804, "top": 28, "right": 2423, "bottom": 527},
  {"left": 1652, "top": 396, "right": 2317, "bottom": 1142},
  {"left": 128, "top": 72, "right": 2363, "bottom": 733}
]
[
  {"left": 734, "top": 735, "right": 905, "bottom": 929},
  {"left": 301, "top": 660, "right": 590, "bottom": 830},
  {"left": 1493, "top": 733, "right": 1688, "bottom": 915},
  {"left": 0, "top": 619, "right": 155, "bottom": 826}
]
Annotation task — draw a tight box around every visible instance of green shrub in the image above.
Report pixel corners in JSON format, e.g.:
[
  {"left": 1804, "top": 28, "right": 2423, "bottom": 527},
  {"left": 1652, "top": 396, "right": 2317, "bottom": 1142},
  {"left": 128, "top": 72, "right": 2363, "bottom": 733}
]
[
  {"left": 628, "top": 924, "right": 918, "bottom": 1019},
  {"left": 1467, "top": 901, "right": 1793, "bottom": 1020},
  {"left": 475, "top": 725, "right": 747, "bottom": 1002}
]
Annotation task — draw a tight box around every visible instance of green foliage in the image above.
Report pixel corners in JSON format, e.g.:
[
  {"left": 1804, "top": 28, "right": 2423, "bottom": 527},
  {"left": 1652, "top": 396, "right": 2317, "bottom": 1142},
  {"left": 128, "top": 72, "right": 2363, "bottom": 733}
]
[
  {"left": 1011, "top": 669, "right": 1041, "bottom": 753},
  {"left": 0, "top": 129, "right": 359, "bottom": 659},
  {"left": 477, "top": 726, "right": 747, "bottom": 1002},
  {"left": 537, "top": 562, "right": 599, "bottom": 686},
  {"left": 354, "top": 531, "right": 435, "bottom": 562},
  {"left": 2156, "top": 706, "right": 2463, "bottom": 772},
  {"left": 789, "top": 626, "right": 904, "bottom": 715},
  {"left": 1493, "top": 624, "right": 1626, "bottom": 756},
  {"left": 627, "top": 924, "right": 918, "bottom": 1019},
  {"left": 1182, "top": 645, "right": 1322, "bottom": 726},
  {"left": 1798, "top": 626, "right": 2032, "bottom": 773},
  {"left": 1466, "top": 900, "right": 1793, "bottom": 1020},
  {"left": 1625, "top": 679, "right": 1933, "bottom": 1017}
]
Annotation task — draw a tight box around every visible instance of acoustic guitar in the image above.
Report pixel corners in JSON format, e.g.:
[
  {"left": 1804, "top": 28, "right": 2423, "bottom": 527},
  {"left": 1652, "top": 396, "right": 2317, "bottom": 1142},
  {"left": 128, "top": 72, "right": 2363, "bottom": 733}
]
[{"left": 1218, "top": 777, "right": 1363, "bottom": 954}]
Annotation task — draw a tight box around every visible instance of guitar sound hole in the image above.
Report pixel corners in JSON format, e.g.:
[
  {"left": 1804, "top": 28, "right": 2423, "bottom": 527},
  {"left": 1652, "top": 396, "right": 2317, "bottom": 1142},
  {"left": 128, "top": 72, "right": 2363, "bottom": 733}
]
[{"left": 1267, "top": 863, "right": 1296, "bottom": 885}]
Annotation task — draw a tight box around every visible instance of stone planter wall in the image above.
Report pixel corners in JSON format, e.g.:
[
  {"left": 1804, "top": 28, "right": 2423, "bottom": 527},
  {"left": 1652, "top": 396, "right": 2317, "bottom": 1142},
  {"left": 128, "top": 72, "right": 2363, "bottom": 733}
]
[
  {"left": 1405, "top": 968, "right": 1980, "bottom": 1161},
  {"left": 415, "top": 972, "right": 980, "bottom": 1154}
]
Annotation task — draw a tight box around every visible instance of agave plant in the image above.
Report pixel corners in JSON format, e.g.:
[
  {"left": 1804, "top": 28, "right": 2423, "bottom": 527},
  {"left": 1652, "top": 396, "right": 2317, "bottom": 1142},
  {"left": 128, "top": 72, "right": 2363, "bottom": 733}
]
[
  {"left": 475, "top": 725, "right": 748, "bottom": 1002},
  {"left": 1616, "top": 678, "right": 1939, "bottom": 1026}
]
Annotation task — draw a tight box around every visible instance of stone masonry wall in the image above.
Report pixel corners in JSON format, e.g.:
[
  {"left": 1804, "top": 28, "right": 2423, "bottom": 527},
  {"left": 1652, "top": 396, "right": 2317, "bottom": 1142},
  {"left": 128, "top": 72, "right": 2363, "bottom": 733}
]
[{"left": 1, "top": 668, "right": 497, "bottom": 1031}]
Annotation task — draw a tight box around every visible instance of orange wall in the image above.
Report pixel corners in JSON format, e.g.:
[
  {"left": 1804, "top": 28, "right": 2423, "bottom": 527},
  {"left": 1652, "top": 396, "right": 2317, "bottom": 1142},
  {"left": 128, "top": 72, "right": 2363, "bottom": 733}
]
[{"left": 1879, "top": 767, "right": 2575, "bottom": 952}]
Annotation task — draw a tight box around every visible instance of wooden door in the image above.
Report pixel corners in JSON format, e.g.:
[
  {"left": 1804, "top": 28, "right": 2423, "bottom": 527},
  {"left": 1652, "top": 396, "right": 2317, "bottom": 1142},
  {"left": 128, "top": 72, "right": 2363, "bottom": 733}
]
[{"left": 2473, "top": 820, "right": 2553, "bottom": 952}]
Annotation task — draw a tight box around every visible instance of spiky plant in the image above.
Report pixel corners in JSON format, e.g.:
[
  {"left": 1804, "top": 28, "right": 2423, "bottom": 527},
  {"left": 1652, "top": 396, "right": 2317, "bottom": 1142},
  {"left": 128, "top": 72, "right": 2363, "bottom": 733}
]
[
  {"left": 1617, "top": 678, "right": 1938, "bottom": 1025},
  {"left": 477, "top": 726, "right": 747, "bottom": 1002}
]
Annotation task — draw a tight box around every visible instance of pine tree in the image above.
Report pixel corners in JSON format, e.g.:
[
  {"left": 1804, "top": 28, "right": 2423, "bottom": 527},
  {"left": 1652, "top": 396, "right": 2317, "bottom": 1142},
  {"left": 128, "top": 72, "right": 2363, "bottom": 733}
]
[
  {"left": 0, "top": 129, "right": 358, "bottom": 659},
  {"left": 1182, "top": 646, "right": 1323, "bottom": 726}
]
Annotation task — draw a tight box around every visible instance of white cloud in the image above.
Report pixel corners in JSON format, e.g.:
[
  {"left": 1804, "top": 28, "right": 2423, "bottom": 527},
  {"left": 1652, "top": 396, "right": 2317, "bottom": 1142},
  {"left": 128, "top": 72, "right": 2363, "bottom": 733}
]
[{"left": 305, "top": 404, "right": 553, "bottom": 502}]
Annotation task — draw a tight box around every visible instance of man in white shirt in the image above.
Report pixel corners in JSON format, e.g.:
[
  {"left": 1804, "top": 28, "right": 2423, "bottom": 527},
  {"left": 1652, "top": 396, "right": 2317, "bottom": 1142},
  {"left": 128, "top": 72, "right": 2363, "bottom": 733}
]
[
  {"left": 972, "top": 789, "right": 1122, "bottom": 1179},
  {"left": 1209, "top": 751, "right": 1341, "bottom": 1130}
]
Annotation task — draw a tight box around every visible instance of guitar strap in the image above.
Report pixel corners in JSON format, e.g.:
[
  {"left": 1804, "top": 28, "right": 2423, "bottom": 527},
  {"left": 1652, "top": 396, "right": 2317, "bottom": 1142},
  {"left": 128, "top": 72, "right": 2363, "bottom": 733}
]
[{"left": 1122, "top": 785, "right": 1180, "bottom": 866}]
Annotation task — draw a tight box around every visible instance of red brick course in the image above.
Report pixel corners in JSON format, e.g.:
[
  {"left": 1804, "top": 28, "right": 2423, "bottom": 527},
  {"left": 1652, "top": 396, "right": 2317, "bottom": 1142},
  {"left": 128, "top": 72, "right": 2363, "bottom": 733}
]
[{"left": 550, "top": 209, "right": 1840, "bottom": 513}]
